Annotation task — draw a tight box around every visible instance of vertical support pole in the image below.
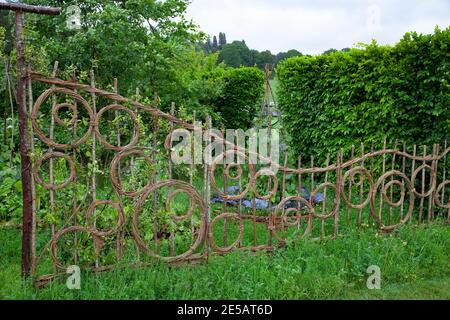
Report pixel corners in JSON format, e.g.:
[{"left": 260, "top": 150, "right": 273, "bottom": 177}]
[
  {"left": 49, "top": 62, "right": 58, "bottom": 272},
  {"left": 419, "top": 145, "right": 427, "bottom": 224},
  {"left": 297, "top": 156, "right": 302, "bottom": 231},
  {"left": 427, "top": 144, "right": 437, "bottom": 223},
  {"left": 89, "top": 70, "right": 99, "bottom": 268},
  {"left": 113, "top": 78, "right": 124, "bottom": 261},
  {"left": 346, "top": 145, "right": 354, "bottom": 226},
  {"left": 206, "top": 115, "right": 212, "bottom": 253},
  {"left": 168, "top": 102, "right": 175, "bottom": 256},
  {"left": 190, "top": 110, "right": 196, "bottom": 246},
  {"left": 334, "top": 152, "right": 342, "bottom": 239},
  {"left": 1, "top": 0, "right": 61, "bottom": 280},
  {"left": 378, "top": 139, "right": 387, "bottom": 225},
  {"left": 151, "top": 92, "right": 159, "bottom": 254},
  {"left": 72, "top": 72, "right": 79, "bottom": 264},
  {"left": 27, "top": 69, "right": 37, "bottom": 275},
  {"left": 321, "top": 154, "right": 330, "bottom": 239},
  {"left": 443, "top": 140, "right": 449, "bottom": 221},
  {"left": 400, "top": 142, "right": 406, "bottom": 221},
  {"left": 280, "top": 152, "right": 289, "bottom": 242},
  {"left": 389, "top": 140, "right": 398, "bottom": 225},
  {"left": 15, "top": 11, "right": 33, "bottom": 278},
  {"left": 368, "top": 142, "right": 375, "bottom": 223},
  {"left": 410, "top": 144, "right": 417, "bottom": 224},
  {"left": 281, "top": 152, "right": 288, "bottom": 222},
  {"left": 221, "top": 125, "right": 227, "bottom": 248},
  {"left": 358, "top": 143, "right": 365, "bottom": 225},
  {"left": 310, "top": 155, "right": 315, "bottom": 236}
]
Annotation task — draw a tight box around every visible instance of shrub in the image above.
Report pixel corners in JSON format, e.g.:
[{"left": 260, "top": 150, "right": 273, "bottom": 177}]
[
  {"left": 214, "top": 66, "right": 265, "bottom": 130},
  {"left": 277, "top": 27, "right": 450, "bottom": 163}
]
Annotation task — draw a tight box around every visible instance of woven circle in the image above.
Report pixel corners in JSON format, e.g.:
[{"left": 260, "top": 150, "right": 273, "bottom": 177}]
[
  {"left": 53, "top": 103, "right": 77, "bottom": 127},
  {"left": 311, "top": 182, "right": 339, "bottom": 219},
  {"left": 33, "top": 152, "right": 76, "bottom": 191},
  {"left": 210, "top": 150, "right": 255, "bottom": 201},
  {"left": 373, "top": 170, "right": 415, "bottom": 231},
  {"left": 272, "top": 196, "right": 314, "bottom": 241},
  {"left": 50, "top": 226, "right": 93, "bottom": 270},
  {"left": 208, "top": 213, "right": 244, "bottom": 253},
  {"left": 382, "top": 180, "right": 405, "bottom": 207},
  {"left": 253, "top": 168, "right": 278, "bottom": 200},
  {"left": 435, "top": 181, "right": 450, "bottom": 209},
  {"left": 283, "top": 207, "right": 303, "bottom": 227},
  {"left": 85, "top": 200, "right": 125, "bottom": 237},
  {"left": 166, "top": 189, "right": 195, "bottom": 221},
  {"left": 110, "top": 148, "right": 154, "bottom": 198},
  {"left": 94, "top": 104, "right": 140, "bottom": 151},
  {"left": 225, "top": 163, "right": 243, "bottom": 180},
  {"left": 132, "top": 180, "right": 207, "bottom": 263},
  {"left": 411, "top": 164, "right": 436, "bottom": 198},
  {"left": 31, "top": 87, "right": 95, "bottom": 150},
  {"left": 341, "top": 167, "right": 374, "bottom": 209}
]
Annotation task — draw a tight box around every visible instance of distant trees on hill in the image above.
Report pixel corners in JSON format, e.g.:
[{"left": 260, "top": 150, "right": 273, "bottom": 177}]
[{"left": 199, "top": 33, "right": 303, "bottom": 70}]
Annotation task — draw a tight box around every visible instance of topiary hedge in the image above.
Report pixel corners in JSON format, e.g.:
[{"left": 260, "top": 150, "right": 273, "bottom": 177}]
[
  {"left": 277, "top": 27, "right": 450, "bottom": 162},
  {"left": 214, "top": 66, "right": 264, "bottom": 130}
]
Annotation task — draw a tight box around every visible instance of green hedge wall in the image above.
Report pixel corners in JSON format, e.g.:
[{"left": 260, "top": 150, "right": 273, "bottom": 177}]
[
  {"left": 214, "top": 66, "right": 264, "bottom": 130},
  {"left": 277, "top": 27, "right": 450, "bottom": 162}
]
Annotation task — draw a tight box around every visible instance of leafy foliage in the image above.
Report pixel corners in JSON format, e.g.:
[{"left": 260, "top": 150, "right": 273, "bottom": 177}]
[
  {"left": 277, "top": 27, "right": 450, "bottom": 162},
  {"left": 213, "top": 66, "right": 265, "bottom": 129}
]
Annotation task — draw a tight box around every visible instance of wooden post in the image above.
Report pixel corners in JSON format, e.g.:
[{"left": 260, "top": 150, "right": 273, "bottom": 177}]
[
  {"left": 347, "top": 145, "right": 355, "bottom": 225},
  {"left": 358, "top": 143, "right": 365, "bottom": 225},
  {"left": 27, "top": 68, "right": 36, "bottom": 274},
  {"left": 0, "top": 1, "right": 61, "bottom": 278}
]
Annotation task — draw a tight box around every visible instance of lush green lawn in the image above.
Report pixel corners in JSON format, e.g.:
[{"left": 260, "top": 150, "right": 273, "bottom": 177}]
[{"left": 0, "top": 220, "right": 449, "bottom": 300}]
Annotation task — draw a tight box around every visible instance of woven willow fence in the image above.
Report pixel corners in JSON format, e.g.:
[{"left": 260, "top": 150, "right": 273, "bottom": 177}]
[{"left": 26, "top": 68, "right": 449, "bottom": 286}]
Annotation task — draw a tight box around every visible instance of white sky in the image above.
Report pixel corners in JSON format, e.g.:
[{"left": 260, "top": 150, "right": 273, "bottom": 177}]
[{"left": 186, "top": 0, "right": 450, "bottom": 55}]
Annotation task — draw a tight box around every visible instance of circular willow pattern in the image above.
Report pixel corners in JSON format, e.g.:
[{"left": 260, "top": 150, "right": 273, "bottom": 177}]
[
  {"left": 31, "top": 87, "right": 95, "bottom": 149},
  {"left": 225, "top": 163, "right": 243, "bottom": 180},
  {"left": 166, "top": 189, "right": 195, "bottom": 222},
  {"left": 272, "top": 196, "right": 314, "bottom": 241},
  {"left": 210, "top": 150, "right": 255, "bottom": 201},
  {"left": 50, "top": 226, "right": 93, "bottom": 270},
  {"left": 33, "top": 152, "right": 76, "bottom": 191},
  {"left": 341, "top": 167, "right": 374, "bottom": 210},
  {"left": 373, "top": 170, "right": 415, "bottom": 231},
  {"left": 435, "top": 181, "right": 450, "bottom": 209},
  {"left": 310, "top": 182, "right": 339, "bottom": 219},
  {"left": 253, "top": 168, "right": 279, "bottom": 200},
  {"left": 382, "top": 180, "right": 405, "bottom": 207},
  {"left": 132, "top": 180, "right": 207, "bottom": 263},
  {"left": 208, "top": 213, "right": 244, "bottom": 253},
  {"left": 411, "top": 164, "right": 436, "bottom": 198},
  {"left": 53, "top": 103, "right": 77, "bottom": 127},
  {"left": 110, "top": 148, "right": 154, "bottom": 198},
  {"left": 85, "top": 200, "right": 125, "bottom": 237},
  {"left": 94, "top": 104, "right": 140, "bottom": 151}
]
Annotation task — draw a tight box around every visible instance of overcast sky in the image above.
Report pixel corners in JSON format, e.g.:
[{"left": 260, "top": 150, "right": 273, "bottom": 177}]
[{"left": 186, "top": 0, "right": 450, "bottom": 55}]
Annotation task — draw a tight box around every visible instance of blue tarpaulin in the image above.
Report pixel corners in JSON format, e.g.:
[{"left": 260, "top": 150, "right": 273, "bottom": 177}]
[{"left": 210, "top": 185, "right": 325, "bottom": 210}]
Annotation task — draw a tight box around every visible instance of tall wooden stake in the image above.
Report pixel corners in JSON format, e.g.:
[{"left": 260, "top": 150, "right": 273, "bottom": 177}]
[{"left": 0, "top": 1, "right": 61, "bottom": 278}]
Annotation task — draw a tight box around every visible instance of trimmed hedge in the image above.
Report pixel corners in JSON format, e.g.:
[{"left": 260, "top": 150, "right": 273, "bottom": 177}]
[
  {"left": 214, "top": 66, "right": 264, "bottom": 129},
  {"left": 277, "top": 27, "right": 450, "bottom": 162}
]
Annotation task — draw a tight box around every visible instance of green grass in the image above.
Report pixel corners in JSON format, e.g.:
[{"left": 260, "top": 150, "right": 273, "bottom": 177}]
[{"left": 1, "top": 220, "right": 449, "bottom": 300}]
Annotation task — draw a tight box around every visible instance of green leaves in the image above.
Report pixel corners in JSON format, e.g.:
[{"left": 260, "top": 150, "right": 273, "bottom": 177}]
[
  {"left": 213, "top": 66, "right": 265, "bottom": 130},
  {"left": 278, "top": 27, "right": 450, "bottom": 162}
]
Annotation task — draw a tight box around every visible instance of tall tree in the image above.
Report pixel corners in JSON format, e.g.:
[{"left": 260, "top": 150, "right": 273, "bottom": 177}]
[
  {"left": 212, "top": 35, "right": 218, "bottom": 52},
  {"left": 275, "top": 49, "right": 302, "bottom": 64},
  {"left": 218, "top": 32, "right": 227, "bottom": 48},
  {"left": 254, "top": 50, "right": 275, "bottom": 69},
  {"left": 218, "top": 40, "right": 252, "bottom": 68},
  {"left": 26, "top": 0, "right": 202, "bottom": 96}
]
